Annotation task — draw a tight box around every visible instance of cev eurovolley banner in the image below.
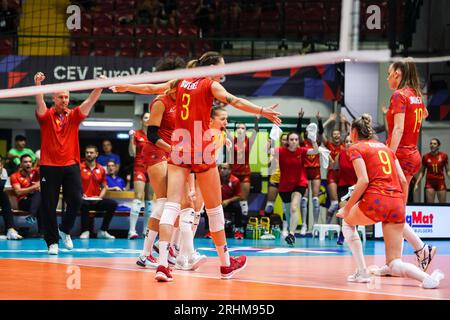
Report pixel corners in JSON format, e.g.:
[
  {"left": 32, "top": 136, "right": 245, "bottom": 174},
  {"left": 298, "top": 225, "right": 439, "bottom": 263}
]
[
  {"left": 374, "top": 205, "right": 450, "bottom": 238},
  {"left": 0, "top": 55, "right": 341, "bottom": 100}
]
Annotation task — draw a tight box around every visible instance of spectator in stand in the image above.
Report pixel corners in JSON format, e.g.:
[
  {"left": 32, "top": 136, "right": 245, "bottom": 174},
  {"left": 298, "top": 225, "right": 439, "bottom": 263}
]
[
  {"left": 414, "top": 138, "right": 450, "bottom": 203},
  {"left": 0, "top": 0, "right": 19, "bottom": 35},
  {"left": 97, "top": 139, "right": 121, "bottom": 169},
  {"left": 106, "top": 160, "right": 126, "bottom": 191},
  {"left": 7, "top": 135, "right": 36, "bottom": 169},
  {"left": 10, "top": 155, "right": 42, "bottom": 229},
  {"left": 194, "top": 0, "right": 216, "bottom": 36},
  {"left": 79, "top": 145, "right": 117, "bottom": 239},
  {"left": 218, "top": 163, "right": 244, "bottom": 239},
  {"left": 0, "top": 155, "right": 22, "bottom": 240}
]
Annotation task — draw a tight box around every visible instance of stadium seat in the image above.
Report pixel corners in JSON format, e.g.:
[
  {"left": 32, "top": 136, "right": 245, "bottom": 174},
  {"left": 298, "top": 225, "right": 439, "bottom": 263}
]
[
  {"left": 178, "top": 26, "right": 199, "bottom": 37},
  {"left": 92, "top": 25, "right": 114, "bottom": 36},
  {"left": 116, "top": 0, "right": 136, "bottom": 11},
  {"left": 114, "top": 25, "right": 134, "bottom": 37}
]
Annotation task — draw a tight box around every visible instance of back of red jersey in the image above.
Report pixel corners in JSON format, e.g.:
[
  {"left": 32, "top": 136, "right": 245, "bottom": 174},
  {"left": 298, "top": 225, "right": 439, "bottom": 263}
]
[
  {"left": 423, "top": 152, "right": 448, "bottom": 180},
  {"left": 174, "top": 78, "right": 214, "bottom": 160},
  {"left": 386, "top": 87, "right": 425, "bottom": 148},
  {"left": 349, "top": 140, "right": 403, "bottom": 197},
  {"left": 148, "top": 95, "right": 176, "bottom": 145},
  {"left": 133, "top": 129, "right": 148, "bottom": 165},
  {"left": 302, "top": 139, "right": 320, "bottom": 168}
]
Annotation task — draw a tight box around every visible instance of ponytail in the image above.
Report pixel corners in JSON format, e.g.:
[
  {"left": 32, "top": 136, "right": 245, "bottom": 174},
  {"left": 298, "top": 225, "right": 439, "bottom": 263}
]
[{"left": 391, "top": 58, "right": 422, "bottom": 98}]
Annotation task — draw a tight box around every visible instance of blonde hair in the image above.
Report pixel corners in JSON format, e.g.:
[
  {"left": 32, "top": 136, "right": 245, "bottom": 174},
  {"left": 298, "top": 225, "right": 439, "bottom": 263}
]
[{"left": 351, "top": 114, "right": 374, "bottom": 140}]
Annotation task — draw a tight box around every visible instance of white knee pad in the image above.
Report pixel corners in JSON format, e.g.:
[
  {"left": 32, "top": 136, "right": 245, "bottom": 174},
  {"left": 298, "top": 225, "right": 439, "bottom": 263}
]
[
  {"left": 159, "top": 202, "right": 180, "bottom": 226},
  {"left": 180, "top": 208, "right": 195, "bottom": 232},
  {"left": 301, "top": 197, "right": 308, "bottom": 207},
  {"left": 206, "top": 205, "right": 225, "bottom": 233},
  {"left": 150, "top": 198, "right": 166, "bottom": 220},
  {"left": 342, "top": 220, "right": 360, "bottom": 242},
  {"left": 131, "top": 199, "right": 142, "bottom": 216}
]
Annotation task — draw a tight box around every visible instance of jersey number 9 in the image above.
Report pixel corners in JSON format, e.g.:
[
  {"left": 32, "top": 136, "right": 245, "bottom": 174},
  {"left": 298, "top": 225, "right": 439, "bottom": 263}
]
[{"left": 378, "top": 150, "right": 392, "bottom": 175}]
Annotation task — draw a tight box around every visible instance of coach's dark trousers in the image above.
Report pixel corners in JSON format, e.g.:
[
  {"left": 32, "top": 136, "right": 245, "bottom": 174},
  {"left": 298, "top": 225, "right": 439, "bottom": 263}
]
[
  {"left": 18, "top": 191, "right": 43, "bottom": 233},
  {"left": 0, "top": 190, "right": 15, "bottom": 231},
  {"left": 80, "top": 199, "right": 117, "bottom": 233},
  {"left": 40, "top": 165, "right": 82, "bottom": 247}
]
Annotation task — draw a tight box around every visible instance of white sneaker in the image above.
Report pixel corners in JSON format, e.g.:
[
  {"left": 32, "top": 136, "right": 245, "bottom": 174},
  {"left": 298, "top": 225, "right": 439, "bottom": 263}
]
[
  {"left": 347, "top": 270, "right": 371, "bottom": 283},
  {"left": 188, "top": 251, "right": 207, "bottom": 271},
  {"left": 48, "top": 243, "right": 59, "bottom": 255},
  {"left": 175, "top": 255, "right": 189, "bottom": 270},
  {"left": 58, "top": 229, "right": 73, "bottom": 250},
  {"left": 368, "top": 264, "right": 392, "bottom": 277},
  {"left": 136, "top": 254, "right": 158, "bottom": 268},
  {"left": 6, "top": 228, "right": 23, "bottom": 240},
  {"left": 97, "top": 230, "right": 115, "bottom": 239},
  {"left": 300, "top": 225, "right": 307, "bottom": 236},
  {"left": 422, "top": 270, "right": 445, "bottom": 289},
  {"left": 128, "top": 231, "right": 139, "bottom": 239},
  {"left": 80, "top": 231, "right": 90, "bottom": 239}
]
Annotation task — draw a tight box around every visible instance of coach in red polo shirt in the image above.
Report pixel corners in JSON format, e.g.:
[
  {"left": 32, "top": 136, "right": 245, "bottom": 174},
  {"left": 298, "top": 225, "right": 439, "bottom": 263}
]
[
  {"left": 34, "top": 72, "right": 106, "bottom": 255},
  {"left": 79, "top": 145, "right": 117, "bottom": 239}
]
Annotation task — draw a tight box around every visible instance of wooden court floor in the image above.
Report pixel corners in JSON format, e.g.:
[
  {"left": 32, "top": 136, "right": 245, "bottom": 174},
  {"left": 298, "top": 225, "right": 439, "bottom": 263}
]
[{"left": 1, "top": 255, "right": 448, "bottom": 300}]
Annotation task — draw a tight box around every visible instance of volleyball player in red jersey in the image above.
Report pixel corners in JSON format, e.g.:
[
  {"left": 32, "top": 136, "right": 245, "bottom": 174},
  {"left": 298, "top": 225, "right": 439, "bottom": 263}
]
[
  {"left": 383, "top": 59, "right": 436, "bottom": 273},
  {"left": 323, "top": 113, "right": 348, "bottom": 224},
  {"left": 111, "top": 56, "right": 186, "bottom": 268},
  {"left": 231, "top": 119, "right": 259, "bottom": 219},
  {"left": 414, "top": 138, "right": 450, "bottom": 203},
  {"left": 274, "top": 132, "right": 318, "bottom": 246},
  {"left": 151, "top": 52, "right": 281, "bottom": 282},
  {"left": 336, "top": 115, "right": 443, "bottom": 288},
  {"left": 127, "top": 112, "right": 154, "bottom": 239}
]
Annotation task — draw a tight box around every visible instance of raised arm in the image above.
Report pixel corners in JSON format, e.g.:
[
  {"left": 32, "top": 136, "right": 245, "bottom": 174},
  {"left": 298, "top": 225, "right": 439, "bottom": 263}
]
[
  {"left": 211, "top": 82, "right": 281, "bottom": 125},
  {"left": 79, "top": 75, "right": 107, "bottom": 116},
  {"left": 297, "top": 109, "right": 305, "bottom": 143},
  {"left": 128, "top": 130, "right": 136, "bottom": 157},
  {"left": 110, "top": 81, "right": 173, "bottom": 95},
  {"left": 322, "top": 112, "right": 337, "bottom": 144},
  {"left": 34, "top": 72, "right": 47, "bottom": 116}
]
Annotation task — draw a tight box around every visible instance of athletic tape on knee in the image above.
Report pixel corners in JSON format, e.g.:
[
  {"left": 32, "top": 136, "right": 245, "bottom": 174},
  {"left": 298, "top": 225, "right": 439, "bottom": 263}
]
[
  {"left": 150, "top": 198, "right": 166, "bottom": 220},
  {"left": 206, "top": 205, "right": 225, "bottom": 233},
  {"left": 130, "top": 199, "right": 142, "bottom": 216},
  {"left": 342, "top": 220, "right": 360, "bottom": 242},
  {"left": 180, "top": 208, "right": 195, "bottom": 232},
  {"left": 159, "top": 202, "right": 181, "bottom": 226}
]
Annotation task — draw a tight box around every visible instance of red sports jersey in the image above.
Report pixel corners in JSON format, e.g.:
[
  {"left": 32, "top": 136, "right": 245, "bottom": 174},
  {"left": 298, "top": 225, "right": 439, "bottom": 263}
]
[
  {"left": 36, "top": 106, "right": 86, "bottom": 166},
  {"left": 148, "top": 94, "right": 176, "bottom": 145},
  {"left": 221, "top": 174, "right": 242, "bottom": 200},
  {"left": 423, "top": 151, "right": 448, "bottom": 181},
  {"left": 277, "top": 146, "right": 308, "bottom": 192},
  {"left": 326, "top": 141, "right": 345, "bottom": 163},
  {"left": 348, "top": 140, "right": 403, "bottom": 198},
  {"left": 338, "top": 149, "right": 357, "bottom": 186},
  {"left": 10, "top": 168, "right": 40, "bottom": 202},
  {"left": 133, "top": 129, "right": 148, "bottom": 166},
  {"left": 386, "top": 87, "right": 425, "bottom": 148},
  {"left": 80, "top": 162, "right": 106, "bottom": 197},
  {"left": 173, "top": 78, "right": 215, "bottom": 165},
  {"left": 302, "top": 139, "right": 320, "bottom": 168},
  {"left": 232, "top": 136, "right": 251, "bottom": 176}
]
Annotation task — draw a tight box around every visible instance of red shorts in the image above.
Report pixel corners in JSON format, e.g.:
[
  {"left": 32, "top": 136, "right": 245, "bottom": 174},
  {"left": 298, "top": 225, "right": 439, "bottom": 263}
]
[
  {"left": 234, "top": 173, "right": 251, "bottom": 183},
  {"left": 144, "top": 146, "right": 169, "bottom": 167},
  {"left": 134, "top": 162, "right": 149, "bottom": 183},
  {"left": 327, "top": 169, "right": 340, "bottom": 184},
  {"left": 168, "top": 152, "right": 216, "bottom": 173},
  {"left": 358, "top": 193, "right": 405, "bottom": 223},
  {"left": 425, "top": 178, "right": 447, "bottom": 191},
  {"left": 396, "top": 146, "right": 421, "bottom": 176},
  {"left": 306, "top": 167, "right": 321, "bottom": 180}
]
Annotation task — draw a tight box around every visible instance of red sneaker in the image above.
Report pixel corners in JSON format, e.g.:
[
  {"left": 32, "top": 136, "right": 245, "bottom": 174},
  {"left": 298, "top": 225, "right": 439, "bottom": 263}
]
[
  {"left": 155, "top": 265, "right": 173, "bottom": 282},
  {"left": 234, "top": 230, "right": 244, "bottom": 240},
  {"left": 220, "top": 256, "right": 247, "bottom": 279},
  {"left": 204, "top": 231, "right": 212, "bottom": 239}
]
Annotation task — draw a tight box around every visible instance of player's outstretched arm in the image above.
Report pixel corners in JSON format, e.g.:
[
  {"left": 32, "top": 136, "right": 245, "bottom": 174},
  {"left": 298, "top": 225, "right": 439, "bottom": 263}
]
[
  {"left": 80, "top": 75, "right": 106, "bottom": 116},
  {"left": 34, "top": 72, "right": 47, "bottom": 116},
  {"left": 110, "top": 81, "right": 173, "bottom": 95},
  {"left": 211, "top": 82, "right": 281, "bottom": 125}
]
